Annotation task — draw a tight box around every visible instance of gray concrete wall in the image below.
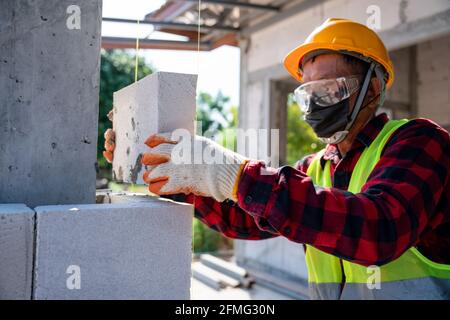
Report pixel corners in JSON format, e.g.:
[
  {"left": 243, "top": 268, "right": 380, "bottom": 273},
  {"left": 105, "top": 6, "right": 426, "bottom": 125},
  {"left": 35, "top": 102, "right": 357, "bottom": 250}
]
[
  {"left": 0, "top": 2, "right": 196, "bottom": 300},
  {"left": 0, "top": 0, "right": 102, "bottom": 207}
]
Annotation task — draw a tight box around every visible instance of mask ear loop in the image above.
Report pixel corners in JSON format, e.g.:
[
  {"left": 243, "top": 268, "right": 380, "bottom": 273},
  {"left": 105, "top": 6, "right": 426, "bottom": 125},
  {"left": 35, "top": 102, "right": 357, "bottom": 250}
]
[{"left": 344, "top": 62, "right": 376, "bottom": 132}]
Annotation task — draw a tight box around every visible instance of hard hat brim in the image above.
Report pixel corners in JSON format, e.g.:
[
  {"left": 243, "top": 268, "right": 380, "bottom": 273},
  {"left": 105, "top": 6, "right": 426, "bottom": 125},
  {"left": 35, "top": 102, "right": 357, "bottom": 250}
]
[{"left": 283, "top": 42, "right": 394, "bottom": 88}]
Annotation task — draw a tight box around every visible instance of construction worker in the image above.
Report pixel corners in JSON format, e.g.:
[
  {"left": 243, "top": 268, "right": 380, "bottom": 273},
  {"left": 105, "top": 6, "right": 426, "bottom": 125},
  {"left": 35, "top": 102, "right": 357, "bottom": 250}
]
[{"left": 104, "top": 18, "right": 450, "bottom": 299}]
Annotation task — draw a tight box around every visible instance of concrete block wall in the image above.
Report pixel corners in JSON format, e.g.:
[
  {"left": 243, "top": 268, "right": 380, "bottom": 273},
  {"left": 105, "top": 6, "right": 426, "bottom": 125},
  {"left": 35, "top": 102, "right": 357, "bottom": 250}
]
[
  {"left": 0, "top": 0, "right": 102, "bottom": 207},
  {"left": 34, "top": 195, "right": 193, "bottom": 300},
  {"left": 1, "top": 1, "right": 195, "bottom": 301},
  {"left": 112, "top": 72, "right": 197, "bottom": 184},
  {"left": 0, "top": 204, "right": 35, "bottom": 300},
  {"left": 0, "top": 195, "right": 193, "bottom": 300},
  {"left": 385, "top": 33, "right": 450, "bottom": 128}
]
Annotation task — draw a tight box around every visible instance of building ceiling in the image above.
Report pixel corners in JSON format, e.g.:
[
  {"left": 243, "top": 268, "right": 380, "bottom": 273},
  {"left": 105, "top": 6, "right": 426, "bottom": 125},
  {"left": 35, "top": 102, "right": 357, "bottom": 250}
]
[{"left": 102, "top": 0, "right": 298, "bottom": 51}]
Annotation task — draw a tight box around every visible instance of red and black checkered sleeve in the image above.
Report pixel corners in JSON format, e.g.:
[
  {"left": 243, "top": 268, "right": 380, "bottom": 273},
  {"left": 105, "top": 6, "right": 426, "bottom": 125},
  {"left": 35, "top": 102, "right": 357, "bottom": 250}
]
[
  {"left": 236, "top": 119, "right": 450, "bottom": 266},
  {"left": 175, "top": 154, "right": 316, "bottom": 240},
  {"left": 177, "top": 193, "right": 277, "bottom": 240}
]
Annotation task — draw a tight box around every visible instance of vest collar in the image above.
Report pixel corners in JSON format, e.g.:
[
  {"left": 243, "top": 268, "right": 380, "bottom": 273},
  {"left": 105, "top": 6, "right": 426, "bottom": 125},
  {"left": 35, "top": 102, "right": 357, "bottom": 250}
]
[
  {"left": 321, "top": 113, "right": 390, "bottom": 165},
  {"left": 355, "top": 113, "right": 390, "bottom": 147}
]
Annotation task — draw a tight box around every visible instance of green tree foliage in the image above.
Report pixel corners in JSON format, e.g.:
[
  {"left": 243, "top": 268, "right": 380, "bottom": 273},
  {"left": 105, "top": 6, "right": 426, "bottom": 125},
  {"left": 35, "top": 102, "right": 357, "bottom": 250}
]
[
  {"left": 196, "top": 91, "right": 232, "bottom": 136},
  {"left": 97, "top": 50, "right": 153, "bottom": 173},
  {"left": 195, "top": 91, "right": 239, "bottom": 153},
  {"left": 286, "top": 93, "right": 325, "bottom": 165},
  {"left": 193, "top": 219, "right": 222, "bottom": 253}
]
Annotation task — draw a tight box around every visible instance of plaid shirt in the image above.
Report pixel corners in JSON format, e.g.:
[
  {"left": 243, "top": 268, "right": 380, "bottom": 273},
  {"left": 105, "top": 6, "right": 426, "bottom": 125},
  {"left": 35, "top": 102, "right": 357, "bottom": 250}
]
[{"left": 179, "top": 113, "right": 450, "bottom": 266}]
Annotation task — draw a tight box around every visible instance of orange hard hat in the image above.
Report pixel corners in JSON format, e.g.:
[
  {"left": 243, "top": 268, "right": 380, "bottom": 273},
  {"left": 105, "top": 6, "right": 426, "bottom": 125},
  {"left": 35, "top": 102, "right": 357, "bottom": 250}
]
[{"left": 283, "top": 18, "right": 394, "bottom": 88}]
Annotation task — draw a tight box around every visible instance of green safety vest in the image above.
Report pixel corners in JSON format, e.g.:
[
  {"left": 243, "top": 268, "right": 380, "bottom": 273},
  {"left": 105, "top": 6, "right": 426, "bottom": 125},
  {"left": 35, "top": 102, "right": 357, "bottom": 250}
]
[{"left": 305, "top": 119, "right": 450, "bottom": 300}]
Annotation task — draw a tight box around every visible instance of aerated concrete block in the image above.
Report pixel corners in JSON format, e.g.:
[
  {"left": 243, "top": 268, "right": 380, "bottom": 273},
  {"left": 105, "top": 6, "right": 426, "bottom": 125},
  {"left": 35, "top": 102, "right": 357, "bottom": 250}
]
[
  {"left": 0, "top": 204, "right": 35, "bottom": 300},
  {"left": 0, "top": 0, "right": 102, "bottom": 207},
  {"left": 112, "top": 72, "right": 197, "bottom": 184},
  {"left": 33, "top": 195, "right": 193, "bottom": 300}
]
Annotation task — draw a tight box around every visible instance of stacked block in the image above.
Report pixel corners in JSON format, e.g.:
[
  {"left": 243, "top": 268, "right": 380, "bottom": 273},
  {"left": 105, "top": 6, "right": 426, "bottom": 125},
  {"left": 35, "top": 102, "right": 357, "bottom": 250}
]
[
  {"left": 33, "top": 195, "right": 193, "bottom": 300},
  {"left": 112, "top": 72, "right": 197, "bottom": 184},
  {"left": 0, "top": 204, "right": 35, "bottom": 299}
]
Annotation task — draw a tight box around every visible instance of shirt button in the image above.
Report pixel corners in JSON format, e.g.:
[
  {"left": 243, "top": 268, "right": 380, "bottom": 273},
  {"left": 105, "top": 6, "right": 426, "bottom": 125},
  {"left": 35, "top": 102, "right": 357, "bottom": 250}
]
[
  {"left": 244, "top": 195, "right": 252, "bottom": 204},
  {"left": 284, "top": 226, "right": 291, "bottom": 235}
]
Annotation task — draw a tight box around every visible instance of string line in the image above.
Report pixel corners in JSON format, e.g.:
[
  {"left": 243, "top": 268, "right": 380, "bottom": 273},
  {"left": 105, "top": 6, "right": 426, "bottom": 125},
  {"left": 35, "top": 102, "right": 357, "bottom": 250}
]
[
  {"left": 191, "top": 1, "right": 202, "bottom": 297},
  {"left": 133, "top": 3, "right": 202, "bottom": 295},
  {"left": 134, "top": 18, "right": 140, "bottom": 82},
  {"left": 192, "top": 0, "right": 202, "bottom": 263}
]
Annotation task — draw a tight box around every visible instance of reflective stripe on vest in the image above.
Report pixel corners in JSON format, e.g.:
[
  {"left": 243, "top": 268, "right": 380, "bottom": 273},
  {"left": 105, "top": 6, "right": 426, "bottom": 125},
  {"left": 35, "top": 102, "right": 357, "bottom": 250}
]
[{"left": 305, "top": 119, "right": 450, "bottom": 300}]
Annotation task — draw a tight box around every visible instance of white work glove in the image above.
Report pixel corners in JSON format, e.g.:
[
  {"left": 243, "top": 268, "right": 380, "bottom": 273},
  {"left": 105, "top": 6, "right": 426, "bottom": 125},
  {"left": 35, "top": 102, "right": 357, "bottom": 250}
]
[{"left": 141, "top": 131, "right": 249, "bottom": 202}]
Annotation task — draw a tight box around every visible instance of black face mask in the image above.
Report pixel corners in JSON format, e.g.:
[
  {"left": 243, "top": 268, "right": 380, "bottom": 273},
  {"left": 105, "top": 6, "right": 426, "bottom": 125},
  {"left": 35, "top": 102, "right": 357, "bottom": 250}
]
[
  {"left": 302, "top": 62, "right": 379, "bottom": 144},
  {"left": 304, "top": 98, "right": 350, "bottom": 139}
]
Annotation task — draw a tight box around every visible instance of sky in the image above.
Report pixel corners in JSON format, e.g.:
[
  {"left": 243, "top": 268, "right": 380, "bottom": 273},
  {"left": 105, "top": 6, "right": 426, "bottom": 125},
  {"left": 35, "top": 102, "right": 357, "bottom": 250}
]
[{"left": 101, "top": 0, "right": 240, "bottom": 106}]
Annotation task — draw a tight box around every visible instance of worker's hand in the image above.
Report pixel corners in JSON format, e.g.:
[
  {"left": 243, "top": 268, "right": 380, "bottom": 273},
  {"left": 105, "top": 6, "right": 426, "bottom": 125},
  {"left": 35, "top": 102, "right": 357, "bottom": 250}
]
[
  {"left": 141, "top": 131, "right": 249, "bottom": 202},
  {"left": 103, "top": 110, "right": 115, "bottom": 163}
]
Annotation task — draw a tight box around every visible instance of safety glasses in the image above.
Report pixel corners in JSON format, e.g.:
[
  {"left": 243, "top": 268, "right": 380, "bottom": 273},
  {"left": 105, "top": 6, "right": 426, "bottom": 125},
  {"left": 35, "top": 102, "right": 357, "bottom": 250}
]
[{"left": 294, "top": 75, "right": 361, "bottom": 113}]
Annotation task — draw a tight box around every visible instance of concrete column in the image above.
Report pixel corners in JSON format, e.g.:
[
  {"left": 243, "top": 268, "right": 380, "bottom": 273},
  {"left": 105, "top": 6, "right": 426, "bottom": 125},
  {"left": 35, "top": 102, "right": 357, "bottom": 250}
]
[
  {"left": 112, "top": 72, "right": 197, "bottom": 184},
  {"left": 0, "top": 204, "right": 35, "bottom": 300},
  {"left": 416, "top": 33, "right": 450, "bottom": 127},
  {"left": 33, "top": 193, "right": 193, "bottom": 300},
  {"left": 0, "top": 0, "right": 102, "bottom": 207}
]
